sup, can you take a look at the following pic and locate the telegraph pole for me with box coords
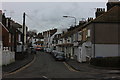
[22,12,25,53]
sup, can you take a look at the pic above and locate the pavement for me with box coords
[65,59,120,73]
[65,59,120,80]
[2,53,34,75]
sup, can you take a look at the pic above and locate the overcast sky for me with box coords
[2,2,107,33]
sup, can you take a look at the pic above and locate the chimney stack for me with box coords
[107,0,120,11]
[79,21,86,25]
[87,17,93,22]
[95,8,105,18]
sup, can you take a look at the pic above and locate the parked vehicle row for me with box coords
[45,48,66,61]
[45,48,52,53]
[55,51,66,61]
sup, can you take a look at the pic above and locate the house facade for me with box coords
[53,1,120,63]
[77,3,120,62]
[0,10,25,65]
[43,29,57,49]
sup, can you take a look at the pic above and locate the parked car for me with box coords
[55,51,66,61]
[52,50,58,57]
[44,47,47,52]
[46,48,52,53]
[30,46,36,54]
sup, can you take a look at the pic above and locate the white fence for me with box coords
[1,47,15,66]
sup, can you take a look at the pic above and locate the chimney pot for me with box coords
[95,8,105,17]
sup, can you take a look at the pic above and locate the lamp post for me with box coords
[22,12,25,53]
[63,16,77,26]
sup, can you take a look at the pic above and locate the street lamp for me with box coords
[63,16,77,26]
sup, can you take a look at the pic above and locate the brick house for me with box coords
[1,12,23,60]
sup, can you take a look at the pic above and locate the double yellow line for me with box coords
[3,55,36,77]
[63,62,79,72]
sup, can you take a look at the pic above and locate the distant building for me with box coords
[43,29,57,49]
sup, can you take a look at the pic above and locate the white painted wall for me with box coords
[2,48,15,66]
[77,46,82,62]
[76,41,92,62]
[94,44,119,57]
[74,47,78,56]
[81,43,87,62]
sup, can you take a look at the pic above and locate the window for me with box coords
[87,29,90,37]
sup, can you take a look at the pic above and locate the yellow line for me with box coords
[63,62,79,72]
[3,55,36,76]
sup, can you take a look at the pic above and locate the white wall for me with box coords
[94,44,119,57]
[77,46,82,62]
[2,49,15,66]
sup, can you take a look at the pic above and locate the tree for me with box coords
[27,29,37,37]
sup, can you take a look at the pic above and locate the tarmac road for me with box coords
[2,51,120,80]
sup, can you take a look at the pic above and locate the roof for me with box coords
[53,33,62,40]
[93,6,120,23]
[60,30,73,38]
[13,22,22,28]
[60,24,85,38]
[58,6,120,39]
[0,22,9,32]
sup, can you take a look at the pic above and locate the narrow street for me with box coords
[3,51,83,78]
[1,1,120,80]
[2,51,120,80]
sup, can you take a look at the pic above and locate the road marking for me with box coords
[63,62,79,72]
[42,76,48,79]
[3,55,36,76]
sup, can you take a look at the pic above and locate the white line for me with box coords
[63,62,79,72]
[42,76,48,79]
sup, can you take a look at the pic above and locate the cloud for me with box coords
[2,2,106,32]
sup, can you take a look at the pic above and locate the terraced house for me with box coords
[0,10,27,65]
[55,1,120,63]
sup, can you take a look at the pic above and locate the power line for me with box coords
[25,13,44,29]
